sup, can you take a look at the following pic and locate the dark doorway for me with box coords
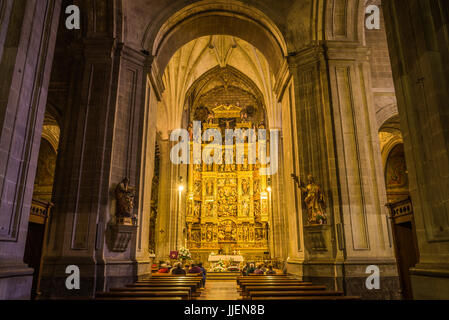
[390,215,419,299]
[23,212,47,299]
[23,119,59,299]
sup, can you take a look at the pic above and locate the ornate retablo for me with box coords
[186,104,269,258]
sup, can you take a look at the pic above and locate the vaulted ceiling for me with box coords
[156,35,281,139]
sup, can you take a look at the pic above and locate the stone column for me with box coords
[383,0,449,299]
[280,82,304,265]
[155,139,176,261]
[103,44,150,290]
[39,39,150,297]
[287,43,399,298]
[0,0,61,300]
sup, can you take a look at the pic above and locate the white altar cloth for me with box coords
[208,255,244,262]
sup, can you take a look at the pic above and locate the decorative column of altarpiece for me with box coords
[185,105,270,256]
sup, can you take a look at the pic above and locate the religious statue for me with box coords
[115,178,136,225]
[300,174,327,225]
[241,179,249,195]
[206,109,215,124]
[240,110,248,122]
[188,122,193,141]
[206,180,214,196]
[206,201,214,216]
[242,200,250,216]
[194,202,201,217]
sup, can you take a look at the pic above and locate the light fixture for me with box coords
[178,185,184,192]
[267,187,272,193]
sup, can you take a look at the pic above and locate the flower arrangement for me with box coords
[178,247,192,260]
[213,259,227,272]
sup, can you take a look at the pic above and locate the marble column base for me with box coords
[39,258,152,299]
[0,263,34,300]
[287,260,402,300]
[410,264,449,299]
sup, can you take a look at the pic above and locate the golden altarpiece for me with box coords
[185,105,270,263]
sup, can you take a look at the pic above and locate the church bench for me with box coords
[237,276,290,284]
[239,282,316,294]
[138,278,202,284]
[237,278,295,285]
[116,285,202,298]
[251,296,360,300]
[238,281,313,291]
[96,290,191,300]
[136,280,202,290]
[110,286,194,298]
[96,297,183,300]
[129,282,200,294]
[151,273,202,277]
[241,274,289,277]
[247,290,345,299]
[241,285,327,298]
[139,277,202,282]
[238,279,310,285]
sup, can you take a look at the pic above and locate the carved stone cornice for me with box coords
[147,58,164,102]
[273,59,292,102]
[115,43,147,67]
[286,41,371,68]
[82,37,117,61]
[287,43,326,68]
[324,41,371,62]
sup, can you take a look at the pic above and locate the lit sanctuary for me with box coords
[1,0,449,301]
[185,104,270,265]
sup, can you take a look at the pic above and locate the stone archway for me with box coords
[0,0,418,299]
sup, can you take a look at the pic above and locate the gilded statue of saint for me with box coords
[115,178,136,225]
[300,175,327,225]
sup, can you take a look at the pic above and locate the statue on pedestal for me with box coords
[300,175,327,225]
[115,178,136,225]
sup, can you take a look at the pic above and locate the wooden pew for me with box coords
[238,278,302,283]
[241,285,326,299]
[237,276,290,285]
[96,290,190,300]
[248,290,345,300]
[239,281,313,292]
[110,286,194,298]
[151,273,201,277]
[98,297,184,300]
[252,296,360,300]
[129,282,200,296]
[136,280,202,290]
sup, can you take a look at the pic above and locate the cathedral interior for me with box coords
[1,0,449,301]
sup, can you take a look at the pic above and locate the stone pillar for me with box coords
[155,139,176,261]
[325,41,399,298]
[39,39,150,298]
[271,134,288,260]
[0,0,61,300]
[287,43,399,298]
[280,82,304,265]
[383,0,449,299]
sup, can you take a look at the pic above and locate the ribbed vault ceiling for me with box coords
[157,35,281,139]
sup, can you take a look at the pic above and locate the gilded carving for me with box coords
[300,175,327,225]
[186,104,269,253]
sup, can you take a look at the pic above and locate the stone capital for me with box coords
[287,43,326,68]
[323,41,371,62]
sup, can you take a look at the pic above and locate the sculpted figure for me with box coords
[300,175,327,225]
[115,178,136,224]
[207,109,215,124]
